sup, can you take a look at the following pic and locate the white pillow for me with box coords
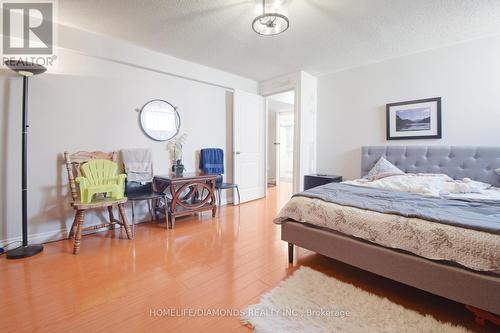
[365,157,405,180]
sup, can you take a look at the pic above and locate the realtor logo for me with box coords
[2,1,53,54]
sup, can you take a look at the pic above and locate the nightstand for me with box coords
[304,174,343,190]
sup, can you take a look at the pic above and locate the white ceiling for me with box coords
[58,0,500,81]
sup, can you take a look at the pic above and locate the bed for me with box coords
[278,146,500,315]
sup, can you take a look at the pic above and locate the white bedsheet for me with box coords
[343,173,500,201]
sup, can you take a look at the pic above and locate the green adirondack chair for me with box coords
[76,159,126,204]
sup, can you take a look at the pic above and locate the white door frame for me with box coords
[275,111,280,184]
[261,71,318,195]
[264,87,300,194]
[274,109,295,184]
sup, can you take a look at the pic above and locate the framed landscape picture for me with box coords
[386,97,442,140]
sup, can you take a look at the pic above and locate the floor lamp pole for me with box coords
[4,60,46,259]
[21,75,29,247]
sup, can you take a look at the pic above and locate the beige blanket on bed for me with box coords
[276,196,500,272]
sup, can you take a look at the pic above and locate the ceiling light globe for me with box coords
[252,0,289,36]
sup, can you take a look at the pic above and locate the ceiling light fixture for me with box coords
[252,0,289,36]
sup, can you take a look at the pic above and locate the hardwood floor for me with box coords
[0,183,495,332]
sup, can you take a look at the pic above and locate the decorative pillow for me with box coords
[365,157,405,180]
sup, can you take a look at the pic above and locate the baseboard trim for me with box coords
[0,225,124,248]
[0,229,69,248]
[0,200,234,248]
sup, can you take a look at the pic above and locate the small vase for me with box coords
[173,160,184,176]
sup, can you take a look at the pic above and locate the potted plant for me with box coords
[167,134,187,176]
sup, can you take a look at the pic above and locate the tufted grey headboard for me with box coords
[361,146,500,187]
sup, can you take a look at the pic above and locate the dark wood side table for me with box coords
[304,174,343,190]
[154,173,218,229]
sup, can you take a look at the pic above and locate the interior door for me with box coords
[233,89,266,203]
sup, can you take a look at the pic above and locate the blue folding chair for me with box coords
[200,148,241,206]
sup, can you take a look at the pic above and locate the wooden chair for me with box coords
[64,151,132,254]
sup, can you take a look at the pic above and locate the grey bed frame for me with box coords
[283,146,500,315]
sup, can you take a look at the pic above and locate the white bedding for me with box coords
[344,173,500,201]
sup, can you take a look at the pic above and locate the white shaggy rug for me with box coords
[241,267,471,333]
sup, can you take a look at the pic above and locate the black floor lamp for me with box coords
[4,60,46,259]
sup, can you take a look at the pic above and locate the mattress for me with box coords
[276,196,500,272]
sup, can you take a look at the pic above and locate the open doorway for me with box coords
[266,90,295,206]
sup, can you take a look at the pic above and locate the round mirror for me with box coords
[139,99,180,141]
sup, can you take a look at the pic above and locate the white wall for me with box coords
[0,24,258,245]
[317,35,500,180]
[56,24,258,92]
[297,72,318,191]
